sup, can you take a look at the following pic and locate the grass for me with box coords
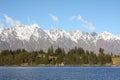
[112,57,120,66]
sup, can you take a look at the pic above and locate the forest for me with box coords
[0,47,113,66]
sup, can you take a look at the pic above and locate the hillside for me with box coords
[0,25,120,54]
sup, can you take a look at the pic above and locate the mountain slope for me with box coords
[0,25,120,55]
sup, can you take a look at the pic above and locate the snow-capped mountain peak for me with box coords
[45,29,71,41]
[97,31,120,40]
[0,26,120,54]
[100,31,112,37]
[90,32,98,36]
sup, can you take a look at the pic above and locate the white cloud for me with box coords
[49,14,59,22]
[4,14,15,26]
[3,14,21,27]
[77,15,84,22]
[70,16,76,20]
[82,23,95,31]
[0,22,4,27]
[70,15,95,31]
[0,13,41,28]
[70,15,84,22]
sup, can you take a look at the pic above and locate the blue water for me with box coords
[0,66,120,80]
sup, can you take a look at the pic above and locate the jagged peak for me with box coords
[90,32,98,36]
[0,25,120,42]
[45,29,71,41]
[101,31,112,35]
[30,24,39,28]
[47,29,67,33]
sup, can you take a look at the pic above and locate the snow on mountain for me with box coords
[0,28,3,34]
[69,30,84,43]
[98,31,120,41]
[90,32,98,36]
[45,29,71,41]
[0,24,39,41]
[0,25,120,54]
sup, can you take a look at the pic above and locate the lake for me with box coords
[0,66,120,80]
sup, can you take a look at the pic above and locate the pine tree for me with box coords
[98,48,106,65]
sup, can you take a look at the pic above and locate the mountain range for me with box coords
[0,24,120,55]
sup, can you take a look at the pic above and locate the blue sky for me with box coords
[0,0,120,34]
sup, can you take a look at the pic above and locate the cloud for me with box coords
[70,15,84,22]
[70,16,76,20]
[0,13,41,28]
[3,14,21,27]
[0,22,4,27]
[82,23,95,31]
[49,14,59,22]
[4,14,14,26]
[70,15,95,31]
[77,15,84,22]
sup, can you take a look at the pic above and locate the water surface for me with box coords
[0,66,120,80]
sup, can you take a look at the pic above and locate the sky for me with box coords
[0,0,120,34]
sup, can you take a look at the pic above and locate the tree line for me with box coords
[0,47,112,66]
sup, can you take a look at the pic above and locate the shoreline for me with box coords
[1,63,119,67]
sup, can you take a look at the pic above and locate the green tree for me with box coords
[105,54,112,63]
[55,48,65,64]
[98,48,106,65]
[88,51,98,64]
[47,46,54,55]
[43,54,49,65]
